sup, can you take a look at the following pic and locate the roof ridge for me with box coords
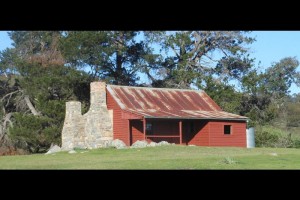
[107,84,203,92]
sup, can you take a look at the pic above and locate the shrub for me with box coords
[255,126,295,148]
[292,139,300,148]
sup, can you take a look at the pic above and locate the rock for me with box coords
[270,153,278,156]
[131,140,148,148]
[73,147,88,151]
[68,150,76,154]
[45,145,61,155]
[158,141,170,146]
[147,142,157,147]
[111,139,127,149]
[102,140,112,148]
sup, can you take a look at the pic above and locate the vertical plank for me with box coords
[179,120,182,144]
[128,120,131,145]
[143,118,146,140]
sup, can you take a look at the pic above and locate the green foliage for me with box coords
[240,57,300,126]
[145,31,255,88]
[255,126,294,148]
[255,129,280,148]
[200,76,242,114]
[0,31,93,153]
[292,139,300,148]
[61,31,157,85]
[286,103,300,127]
[9,113,59,153]
[11,66,91,153]
[264,57,300,99]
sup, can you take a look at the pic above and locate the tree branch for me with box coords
[3,112,13,131]
[24,95,41,116]
[1,90,20,107]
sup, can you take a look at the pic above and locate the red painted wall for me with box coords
[107,90,130,145]
[129,119,246,147]
[130,120,144,145]
[147,119,180,143]
[184,120,209,146]
[148,119,180,144]
[107,88,246,147]
[150,119,179,135]
[130,119,180,144]
[208,121,246,147]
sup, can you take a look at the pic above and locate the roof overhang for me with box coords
[144,116,248,121]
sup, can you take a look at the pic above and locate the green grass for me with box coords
[1,146,300,169]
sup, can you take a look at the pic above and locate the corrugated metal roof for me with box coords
[107,85,247,120]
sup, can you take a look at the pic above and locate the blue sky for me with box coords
[1,31,300,94]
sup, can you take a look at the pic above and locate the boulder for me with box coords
[158,141,170,146]
[111,139,127,149]
[68,150,77,154]
[131,140,148,148]
[147,142,158,147]
[45,145,61,155]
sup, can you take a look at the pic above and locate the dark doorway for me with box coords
[130,120,143,145]
[182,120,207,145]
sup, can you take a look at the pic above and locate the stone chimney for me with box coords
[90,82,106,110]
[84,82,113,148]
[61,81,113,150]
[61,101,83,150]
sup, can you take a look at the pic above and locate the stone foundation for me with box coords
[61,82,113,150]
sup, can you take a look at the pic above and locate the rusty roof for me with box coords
[107,85,247,120]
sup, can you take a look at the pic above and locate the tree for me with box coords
[200,76,242,114]
[0,31,92,153]
[240,57,300,125]
[9,64,91,153]
[61,31,159,86]
[264,57,300,100]
[144,31,255,89]
[8,31,64,67]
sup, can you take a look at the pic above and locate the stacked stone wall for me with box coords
[61,82,113,150]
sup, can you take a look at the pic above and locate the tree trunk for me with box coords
[24,95,40,116]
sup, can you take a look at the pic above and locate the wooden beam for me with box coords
[143,118,146,140]
[179,120,182,144]
[128,120,131,146]
[145,135,180,138]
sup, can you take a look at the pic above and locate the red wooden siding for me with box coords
[107,87,246,147]
[146,119,180,144]
[128,119,246,147]
[130,119,180,144]
[184,120,209,146]
[149,119,179,135]
[208,121,246,147]
[106,89,130,145]
[130,120,144,145]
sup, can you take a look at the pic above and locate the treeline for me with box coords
[0,31,299,154]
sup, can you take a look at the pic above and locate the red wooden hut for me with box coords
[106,84,247,147]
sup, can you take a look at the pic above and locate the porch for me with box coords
[129,118,208,145]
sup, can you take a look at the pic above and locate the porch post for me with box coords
[179,120,182,144]
[143,118,146,140]
[128,120,130,146]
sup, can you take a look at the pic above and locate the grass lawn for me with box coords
[0,145,300,169]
